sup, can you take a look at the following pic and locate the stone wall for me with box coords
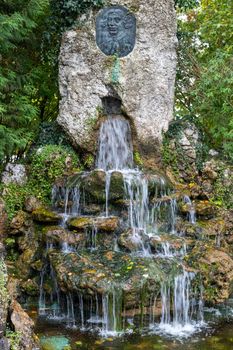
[58,0,177,165]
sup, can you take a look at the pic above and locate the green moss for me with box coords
[0,145,80,220]
[5,329,22,350]
[134,151,143,167]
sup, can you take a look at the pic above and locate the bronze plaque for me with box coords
[96,5,136,58]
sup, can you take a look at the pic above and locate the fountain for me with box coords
[38,115,204,339]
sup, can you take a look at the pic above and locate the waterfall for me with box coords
[100,290,123,337]
[96,117,134,171]
[39,115,205,339]
[157,271,204,337]
[183,195,196,224]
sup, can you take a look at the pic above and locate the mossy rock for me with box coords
[32,208,62,224]
[82,170,106,203]
[109,171,124,201]
[67,216,119,232]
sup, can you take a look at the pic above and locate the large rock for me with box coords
[10,300,40,350]
[58,0,177,164]
[2,163,27,186]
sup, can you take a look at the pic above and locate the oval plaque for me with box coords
[96,5,136,58]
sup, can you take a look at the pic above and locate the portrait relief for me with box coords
[96,5,136,58]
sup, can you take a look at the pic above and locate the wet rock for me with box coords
[10,299,40,350]
[149,235,193,253]
[32,208,62,224]
[67,216,119,232]
[49,250,177,308]
[109,171,124,201]
[118,229,147,252]
[2,163,27,186]
[43,226,85,247]
[82,170,106,203]
[198,218,226,239]
[24,196,43,213]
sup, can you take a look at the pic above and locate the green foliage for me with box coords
[0,0,59,166]
[175,0,199,10]
[49,0,104,33]
[6,329,22,350]
[134,151,143,167]
[175,0,233,161]
[1,145,79,219]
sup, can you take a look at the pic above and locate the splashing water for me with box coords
[155,270,204,337]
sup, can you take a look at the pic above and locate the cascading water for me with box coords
[157,271,204,337]
[96,117,134,171]
[38,115,205,339]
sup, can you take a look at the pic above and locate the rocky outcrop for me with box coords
[58,0,177,165]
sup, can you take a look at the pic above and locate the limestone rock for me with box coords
[58,0,177,164]
[2,163,27,186]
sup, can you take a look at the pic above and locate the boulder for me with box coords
[58,0,177,165]
[10,299,40,350]
[2,163,27,186]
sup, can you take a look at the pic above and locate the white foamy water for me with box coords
[96,117,134,171]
